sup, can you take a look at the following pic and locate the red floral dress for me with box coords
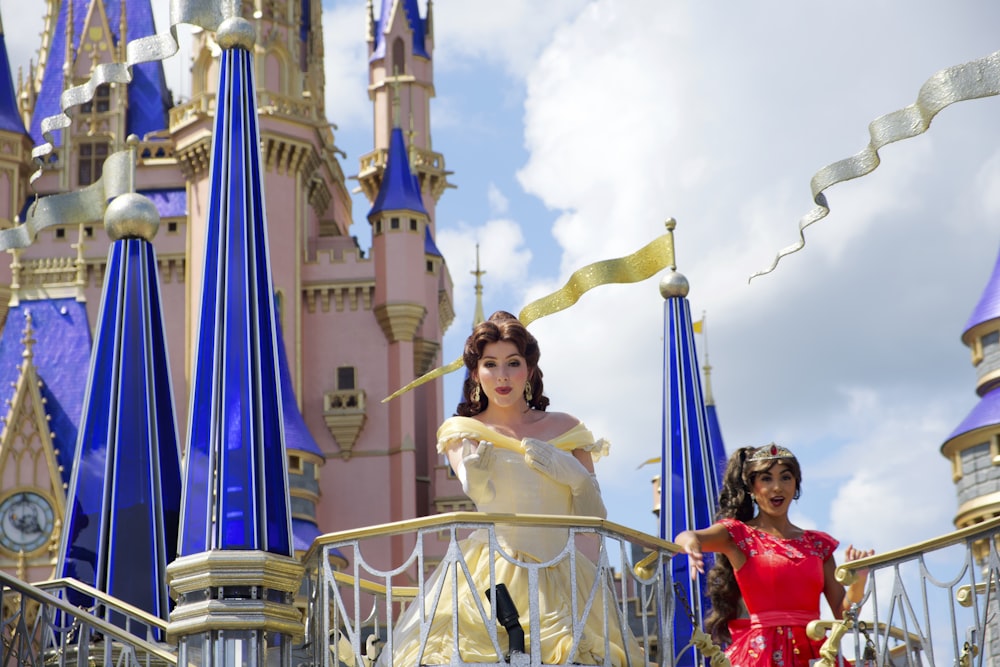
[720,518,838,667]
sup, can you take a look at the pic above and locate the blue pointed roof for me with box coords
[0,299,92,485]
[178,28,293,557]
[424,225,441,257]
[276,316,322,458]
[0,18,26,135]
[946,385,1000,442]
[367,127,427,220]
[659,271,724,667]
[706,403,727,473]
[29,0,171,146]
[57,231,181,634]
[964,245,1000,338]
[372,0,429,60]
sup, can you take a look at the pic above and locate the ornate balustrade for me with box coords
[301,512,679,667]
[3,514,995,666]
[1,571,176,667]
[810,515,1000,666]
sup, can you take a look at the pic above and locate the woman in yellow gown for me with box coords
[380,311,643,666]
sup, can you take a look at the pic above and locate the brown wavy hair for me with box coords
[456,311,550,416]
[704,445,802,643]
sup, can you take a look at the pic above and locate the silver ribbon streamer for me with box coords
[750,49,1000,282]
[14,1,230,253]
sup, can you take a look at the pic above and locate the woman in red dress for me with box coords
[674,444,873,667]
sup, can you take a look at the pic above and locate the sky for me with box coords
[5,0,1000,573]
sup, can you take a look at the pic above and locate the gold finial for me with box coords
[389,66,401,128]
[9,247,21,307]
[665,218,677,271]
[658,218,685,299]
[119,0,127,62]
[63,0,73,80]
[73,224,87,299]
[696,310,714,405]
[471,244,486,327]
[20,310,35,362]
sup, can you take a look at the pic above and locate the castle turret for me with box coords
[28,0,170,190]
[0,8,36,319]
[941,245,1000,537]
[368,125,431,538]
[360,0,451,228]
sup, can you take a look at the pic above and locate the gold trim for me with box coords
[304,511,679,563]
[167,598,304,638]
[39,578,168,632]
[2,571,177,664]
[953,490,1000,527]
[331,571,417,599]
[166,550,304,595]
[835,514,1000,584]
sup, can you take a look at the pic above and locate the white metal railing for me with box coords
[810,515,1000,666]
[301,512,678,667]
[0,571,176,667]
[3,516,994,666]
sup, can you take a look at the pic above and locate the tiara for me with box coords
[747,443,795,462]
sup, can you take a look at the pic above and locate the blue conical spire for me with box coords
[29,0,170,145]
[657,231,724,666]
[177,18,292,557]
[964,244,1000,342]
[367,126,427,220]
[57,190,181,635]
[0,12,25,135]
[372,0,429,60]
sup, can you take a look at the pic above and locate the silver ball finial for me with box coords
[104,193,160,242]
[216,17,256,50]
[659,270,689,299]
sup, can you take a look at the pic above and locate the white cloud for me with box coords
[486,183,508,215]
[437,218,533,315]
[430,0,594,79]
[322,5,371,129]
[487,0,1000,555]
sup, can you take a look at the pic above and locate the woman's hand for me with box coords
[844,545,874,563]
[460,440,496,504]
[674,530,706,578]
[523,438,590,491]
[842,544,874,607]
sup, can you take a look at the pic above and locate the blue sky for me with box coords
[7,1,1000,568]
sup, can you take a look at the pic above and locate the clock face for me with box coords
[0,491,55,554]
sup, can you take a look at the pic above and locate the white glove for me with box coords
[522,438,607,518]
[457,439,496,505]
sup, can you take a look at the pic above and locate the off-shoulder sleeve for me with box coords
[552,422,610,461]
[435,417,483,454]
[806,530,839,560]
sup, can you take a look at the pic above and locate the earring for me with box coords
[524,382,533,402]
[471,384,481,403]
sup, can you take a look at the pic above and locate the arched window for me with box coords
[392,37,406,75]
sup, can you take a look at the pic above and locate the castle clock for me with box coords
[0,491,56,555]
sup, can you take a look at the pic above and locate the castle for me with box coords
[0,0,470,586]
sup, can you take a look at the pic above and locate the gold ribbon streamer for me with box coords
[21,1,234,247]
[382,232,675,402]
[1,147,137,252]
[749,49,1000,282]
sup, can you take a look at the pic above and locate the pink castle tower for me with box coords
[0,0,459,579]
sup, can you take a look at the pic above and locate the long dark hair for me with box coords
[455,311,550,416]
[704,445,802,643]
